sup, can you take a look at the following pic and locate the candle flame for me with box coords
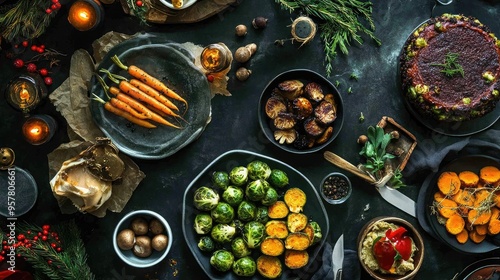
[78,10,90,20]
[19,88,30,101]
[30,127,41,135]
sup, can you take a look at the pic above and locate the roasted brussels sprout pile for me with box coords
[264,79,338,149]
[192,159,323,278]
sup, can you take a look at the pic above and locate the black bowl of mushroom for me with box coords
[258,69,344,154]
[113,210,173,268]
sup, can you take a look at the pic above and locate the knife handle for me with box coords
[323,151,376,184]
[336,268,343,280]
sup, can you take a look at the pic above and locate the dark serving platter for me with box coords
[89,34,211,159]
[453,257,500,280]
[182,149,330,280]
[418,155,500,254]
[258,69,344,154]
[397,18,500,137]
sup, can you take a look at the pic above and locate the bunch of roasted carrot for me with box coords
[93,55,188,129]
[433,165,500,244]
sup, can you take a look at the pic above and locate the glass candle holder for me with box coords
[5,74,47,114]
[200,43,233,73]
[22,115,58,145]
[68,0,104,31]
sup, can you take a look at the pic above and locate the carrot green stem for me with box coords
[99,68,128,83]
[111,55,129,71]
[94,74,112,100]
[92,93,106,104]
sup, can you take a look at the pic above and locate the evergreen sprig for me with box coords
[2,220,95,280]
[0,0,58,42]
[431,52,465,77]
[275,0,381,76]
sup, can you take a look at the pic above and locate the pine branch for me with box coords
[0,0,59,42]
[275,0,381,76]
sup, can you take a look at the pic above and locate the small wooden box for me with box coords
[377,116,417,171]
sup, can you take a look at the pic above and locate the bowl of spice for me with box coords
[320,172,352,204]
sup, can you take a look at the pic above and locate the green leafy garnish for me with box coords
[431,52,464,77]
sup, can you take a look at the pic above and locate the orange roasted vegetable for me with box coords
[458,171,479,187]
[446,214,465,235]
[479,166,500,185]
[268,201,289,219]
[284,250,309,269]
[256,255,282,279]
[437,171,461,196]
[260,237,285,256]
[436,198,458,218]
[284,188,306,213]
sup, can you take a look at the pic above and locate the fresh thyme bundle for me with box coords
[275,0,381,76]
[0,0,62,42]
[0,220,95,280]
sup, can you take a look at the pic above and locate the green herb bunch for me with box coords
[359,126,405,188]
[275,0,381,76]
[431,52,464,77]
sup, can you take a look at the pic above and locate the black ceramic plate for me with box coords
[90,37,211,159]
[182,149,330,280]
[398,18,500,137]
[454,257,500,280]
[422,155,500,254]
[258,69,344,154]
[0,167,38,218]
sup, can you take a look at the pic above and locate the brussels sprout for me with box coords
[245,179,270,201]
[269,169,289,188]
[197,236,215,252]
[237,200,257,222]
[309,221,322,244]
[261,187,279,206]
[210,249,234,272]
[211,202,235,224]
[229,166,249,186]
[193,213,213,235]
[247,160,272,181]
[230,219,244,235]
[254,206,269,224]
[212,171,230,190]
[211,223,237,243]
[243,221,265,249]
[231,237,252,258]
[222,186,244,206]
[193,186,220,211]
[232,256,257,277]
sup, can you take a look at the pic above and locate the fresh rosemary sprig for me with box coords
[275,0,381,76]
[431,52,465,77]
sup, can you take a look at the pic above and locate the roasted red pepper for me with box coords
[372,226,413,271]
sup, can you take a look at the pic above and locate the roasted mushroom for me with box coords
[292,97,313,120]
[133,236,152,258]
[303,118,325,137]
[324,93,336,106]
[265,96,287,119]
[277,80,304,100]
[274,113,296,130]
[316,126,334,144]
[293,134,315,149]
[314,101,337,125]
[305,82,324,102]
[274,129,297,144]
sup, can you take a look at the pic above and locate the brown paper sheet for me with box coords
[47,140,145,218]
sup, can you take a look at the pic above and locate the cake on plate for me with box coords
[400,14,500,122]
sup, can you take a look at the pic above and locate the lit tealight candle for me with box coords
[22,115,58,145]
[5,74,47,114]
[200,43,233,73]
[68,0,104,31]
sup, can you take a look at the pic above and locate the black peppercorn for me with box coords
[322,175,350,201]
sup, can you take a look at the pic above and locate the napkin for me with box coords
[310,243,361,280]
[404,128,500,177]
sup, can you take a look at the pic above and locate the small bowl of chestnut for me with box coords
[320,172,352,204]
[113,210,173,268]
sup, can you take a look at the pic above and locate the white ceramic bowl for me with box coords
[158,0,197,10]
[113,210,173,268]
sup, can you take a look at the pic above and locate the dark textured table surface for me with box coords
[1,0,499,279]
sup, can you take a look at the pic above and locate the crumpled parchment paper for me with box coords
[47,140,145,218]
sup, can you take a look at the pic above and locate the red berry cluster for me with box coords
[0,225,63,263]
[46,0,62,14]
[12,41,54,86]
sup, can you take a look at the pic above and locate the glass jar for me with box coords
[200,43,232,73]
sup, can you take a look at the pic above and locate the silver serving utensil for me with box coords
[324,151,416,217]
[332,234,344,280]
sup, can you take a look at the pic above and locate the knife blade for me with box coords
[323,151,416,217]
[331,234,344,280]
